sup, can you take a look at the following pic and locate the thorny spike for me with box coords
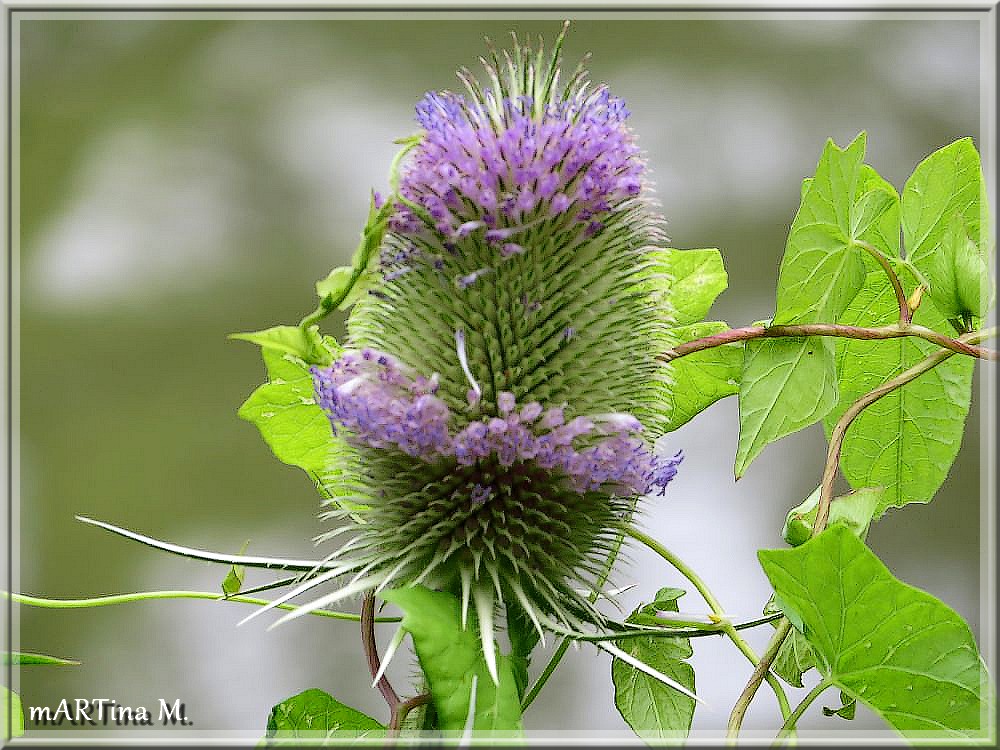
[460,566,473,629]
[267,576,380,630]
[473,585,499,685]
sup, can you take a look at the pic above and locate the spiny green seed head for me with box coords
[311,30,681,638]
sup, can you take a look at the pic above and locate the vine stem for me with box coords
[772,678,834,744]
[5,590,400,622]
[814,326,995,535]
[661,322,998,362]
[362,592,400,710]
[727,326,997,740]
[387,693,431,736]
[853,240,911,325]
[627,528,793,723]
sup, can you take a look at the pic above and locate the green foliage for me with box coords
[824,271,974,513]
[221,540,250,596]
[663,322,741,431]
[504,600,540,700]
[381,586,524,734]
[262,688,384,745]
[655,248,729,326]
[238,346,339,475]
[775,132,899,325]
[903,139,993,326]
[1,686,24,739]
[781,486,882,547]
[315,190,394,312]
[822,691,857,721]
[771,485,883,686]
[231,325,332,366]
[902,138,987,268]
[612,589,696,741]
[651,249,742,431]
[759,526,992,739]
[3,651,80,666]
[735,336,838,478]
[767,612,816,689]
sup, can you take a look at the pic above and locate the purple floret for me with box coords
[389,88,644,247]
[313,351,682,500]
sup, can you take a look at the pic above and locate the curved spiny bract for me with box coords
[310,30,683,643]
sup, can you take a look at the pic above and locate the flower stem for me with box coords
[519,639,570,711]
[5,590,400,622]
[853,240,911,324]
[727,619,792,742]
[773,678,834,744]
[627,528,792,722]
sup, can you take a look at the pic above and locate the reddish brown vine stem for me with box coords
[362,592,400,709]
[662,322,998,362]
[388,693,432,735]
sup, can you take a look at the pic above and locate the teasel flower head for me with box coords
[302,27,682,664]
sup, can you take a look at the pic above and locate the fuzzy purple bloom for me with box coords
[388,89,644,250]
[314,350,681,499]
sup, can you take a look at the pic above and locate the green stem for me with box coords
[564,613,783,643]
[728,619,792,742]
[773,678,833,744]
[519,639,570,711]
[627,528,793,723]
[852,240,910,324]
[5,591,401,622]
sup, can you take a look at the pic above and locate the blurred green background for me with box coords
[16,14,987,738]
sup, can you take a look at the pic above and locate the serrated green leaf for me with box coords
[238,347,337,475]
[661,322,742,431]
[775,133,899,325]
[3,651,80,666]
[1,686,24,739]
[782,486,882,548]
[735,336,838,478]
[823,271,974,513]
[612,594,696,742]
[759,526,992,740]
[222,540,250,596]
[230,325,331,366]
[381,586,523,734]
[263,688,384,745]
